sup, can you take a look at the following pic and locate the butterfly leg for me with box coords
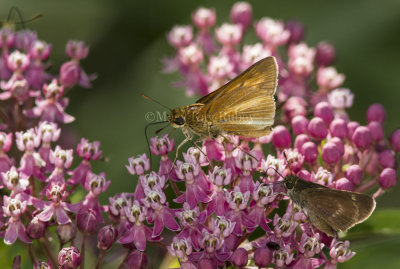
[168,129,193,174]
[191,138,214,172]
[220,134,259,162]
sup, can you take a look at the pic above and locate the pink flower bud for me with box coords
[294,134,310,151]
[192,8,216,29]
[26,217,46,239]
[302,141,318,163]
[390,129,400,152]
[352,126,372,150]
[285,20,305,43]
[314,102,334,124]
[230,2,253,31]
[123,250,148,269]
[77,208,98,234]
[368,121,384,142]
[298,169,312,181]
[57,223,76,244]
[291,115,309,135]
[308,117,328,140]
[58,246,81,269]
[59,61,81,88]
[254,247,272,267]
[97,225,118,250]
[366,103,386,123]
[347,121,360,139]
[198,259,214,269]
[66,41,89,60]
[330,118,348,139]
[330,137,344,156]
[316,41,335,66]
[378,168,397,189]
[345,165,363,185]
[379,149,395,168]
[272,125,291,148]
[335,178,354,191]
[322,142,341,164]
[231,247,248,267]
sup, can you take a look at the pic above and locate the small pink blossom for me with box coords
[328,88,354,109]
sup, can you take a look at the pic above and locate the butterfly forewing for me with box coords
[301,188,376,231]
[196,57,278,138]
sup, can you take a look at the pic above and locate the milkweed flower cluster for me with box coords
[1,2,399,269]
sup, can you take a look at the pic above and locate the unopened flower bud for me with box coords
[352,126,372,150]
[316,41,335,66]
[314,102,334,124]
[231,247,248,267]
[379,149,395,168]
[322,142,341,165]
[366,103,386,123]
[294,134,310,151]
[308,117,328,140]
[347,121,360,139]
[378,168,397,189]
[335,178,354,191]
[285,20,305,43]
[27,217,46,239]
[291,115,309,135]
[368,121,384,142]
[345,165,363,185]
[302,141,318,163]
[123,250,148,269]
[254,247,272,267]
[58,246,81,269]
[77,208,98,234]
[97,225,118,251]
[57,223,76,244]
[390,129,400,152]
[272,125,291,148]
[330,118,348,139]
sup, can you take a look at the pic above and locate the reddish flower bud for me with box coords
[322,142,341,164]
[291,115,309,135]
[97,225,118,251]
[302,141,318,163]
[308,117,328,141]
[294,134,310,151]
[26,217,46,239]
[231,247,248,267]
[59,61,81,88]
[335,178,354,191]
[77,208,98,234]
[330,137,344,156]
[345,165,363,185]
[379,149,395,168]
[314,102,334,124]
[347,121,360,139]
[123,250,148,269]
[352,126,372,150]
[378,168,397,189]
[390,129,400,152]
[272,125,291,148]
[316,41,336,66]
[230,2,253,31]
[368,121,384,142]
[298,169,312,181]
[330,118,348,139]
[57,223,76,244]
[198,259,214,269]
[254,247,272,267]
[285,20,305,43]
[366,103,386,123]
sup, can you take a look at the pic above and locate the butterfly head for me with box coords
[168,108,186,128]
[283,175,298,190]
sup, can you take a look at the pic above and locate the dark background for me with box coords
[0,0,400,268]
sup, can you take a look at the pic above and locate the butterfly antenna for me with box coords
[264,166,285,179]
[144,121,168,168]
[282,151,293,175]
[141,93,172,111]
[155,124,170,135]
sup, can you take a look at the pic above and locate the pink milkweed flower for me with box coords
[37,121,61,171]
[231,2,253,32]
[60,41,95,88]
[142,186,180,237]
[183,146,208,166]
[16,128,40,152]
[0,77,39,103]
[34,183,81,224]
[167,25,193,49]
[198,229,230,266]
[7,50,30,73]
[47,146,73,184]
[298,233,324,258]
[215,23,242,47]
[108,193,131,219]
[282,96,307,120]
[150,134,174,157]
[225,186,256,235]
[3,195,31,244]
[241,43,272,70]
[283,149,304,173]
[261,154,286,182]
[24,79,75,123]
[176,203,207,250]
[15,30,37,51]
[329,239,355,263]
[137,171,166,201]
[213,216,236,239]
[273,213,297,238]
[255,17,290,50]
[168,237,196,269]
[58,246,81,269]
[288,42,316,76]
[174,160,211,208]
[0,131,12,174]
[80,172,110,222]
[29,40,52,61]
[76,138,102,161]
[126,153,150,176]
[272,244,295,267]
[2,166,30,197]
[192,7,216,29]
[248,182,277,231]
[26,40,52,89]
[328,88,354,109]
[118,200,156,251]
[207,167,231,216]
[202,138,224,162]
[317,66,345,91]
[314,167,334,187]
[207,55,235,91]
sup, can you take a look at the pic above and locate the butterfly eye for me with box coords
[285,180,294,189]
[175,116,185,126]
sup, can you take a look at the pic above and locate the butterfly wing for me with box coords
[301,188,376,231]
[196,56,278,138]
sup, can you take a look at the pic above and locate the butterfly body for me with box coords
[283,175,376,236]
[168,56,278,142]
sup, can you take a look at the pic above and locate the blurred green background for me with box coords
[1,0,400,268]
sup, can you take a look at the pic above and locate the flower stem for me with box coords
[40,237,57,266]
[80,234,87,269]
[95,250,106,269]
[28,244,36,264]
[355,179,377,193]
